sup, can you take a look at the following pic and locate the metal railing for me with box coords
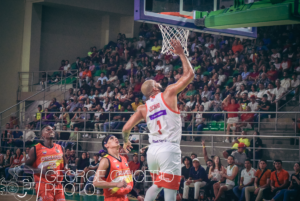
[18,70,78,93]
[0,111,299,170]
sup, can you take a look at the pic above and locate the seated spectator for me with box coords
[205,156,225,200]
[269,162,300,201]
[272,79,287,104]
[201,85,212,100]
[154,70,164,82]
[231,75,246,92]
[223,131,250,158]
[222,95,240,143]
[33,105,43,126]
[80,68,92,87]
[1,149,12,179]
[182,158,208,201]
[180,156,192,194]
[11,125,23,147]
[263,160,289,200]
[281,71,291,90]
[239,93,250,110]
[233,159,256,201]
[213,155,238,201]
[236,106,255,132]
[74,152,90,191]
[267,64,278,82]
[248,131,263,160]
[245,159,271,201]
[151,41,161,53]
[23,123,36,146]
[80,153,100,193]
[187,105,205,141]
[57,125,71,148]
[232,143,248,175]
[185,95,195,110]
[280,55,291,71]
[247,65,260,86]
[6,148,23,181]
[248,95,259,112]
[248,85,258,99]
[48,98,61,112]
[72,107,91,129]
[131,97,143,112]
[128,153,140,178]
[236,84,248,100]
[97,72,108,85]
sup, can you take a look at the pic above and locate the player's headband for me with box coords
[102,135,115,150]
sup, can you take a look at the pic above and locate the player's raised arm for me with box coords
[122,105,146,153]
[93,157,127,189]
[165,39,194,96]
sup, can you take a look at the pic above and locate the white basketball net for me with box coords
[158,24,190,56]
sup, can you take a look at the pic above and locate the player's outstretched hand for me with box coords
[137,196,144,201]
[169,39,184,55]
[116,179,127,188]
[123,141,133,154]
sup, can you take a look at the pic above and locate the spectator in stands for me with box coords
[270,162,300,201]
[182,158,208,201]
[222,95,240,143]
[233,159,256,201]
[213,155,238,201]
[103,106,120,133]
[151,40,161,53]
[6,148,23,181]
[34,105,43,126]
[131,97,143,112]
[81,153,100,194]
[35,108,55,129]
[154,70,164,82]
[206,155,225,201]
[180,156,192,194]
[23,123,36,146]
[236,106,255,132]
[72,107,91,129]
[232,143,248,176]
[128,153,140,176]
[57,125,71,148]
[0,149,12,178]
[248,95,259,112]
[272,79,287,104]
[248,131,263,160]
[190,153,197,160]
[187,105,205,141]
[236,84,248,100]
[67,97,82,113]
[245,159,271,201]
[97,72,108,85]
[75,152,90,191]
[80,68,92,87]
[12,125,23,147]
[280,71,291,90]
[223,131,250,158]
[1,123,10,148]
[263,160,289,200]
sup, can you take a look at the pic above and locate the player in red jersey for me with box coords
[25,125,67,201]
[93,135,144,201]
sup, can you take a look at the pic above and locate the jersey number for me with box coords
[157,120,162,135]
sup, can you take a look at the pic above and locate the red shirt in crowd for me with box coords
[249,72,259,80]
[134,82,142,93]
[224,103,240,118]
[232,44,244,53]
[267,70,278,81]
[128,161,140,173]
[154,74,165,82]
[241,113,255,122]
[82,70,92,78]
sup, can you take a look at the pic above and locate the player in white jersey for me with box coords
[122,39,194,201]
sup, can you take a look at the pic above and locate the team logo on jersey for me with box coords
[125,163,128,167]
[116,165,119,168]
[113,160,117,162]
[55,148,60,153]
[42,151,47,154]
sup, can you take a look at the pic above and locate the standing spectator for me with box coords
[233,159,256,201]
[232,143,248,176]
[263,160,290,200]
[245,159,271,201]
[222,95,240,143]
[182,158,208,201]
[213,155,238,201]
[34,105,43,125]
[269,162,300,201]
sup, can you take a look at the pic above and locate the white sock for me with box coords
[164,188,177,201]
[145,184,162,201]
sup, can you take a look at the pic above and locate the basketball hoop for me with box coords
[158,24,189,57]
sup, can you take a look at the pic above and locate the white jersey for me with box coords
[145,93,182,144]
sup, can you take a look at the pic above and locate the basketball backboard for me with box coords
[135,0,257,39]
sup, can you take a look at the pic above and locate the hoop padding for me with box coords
[158,24,190,56]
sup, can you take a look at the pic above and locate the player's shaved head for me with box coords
[141,80,155,97]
